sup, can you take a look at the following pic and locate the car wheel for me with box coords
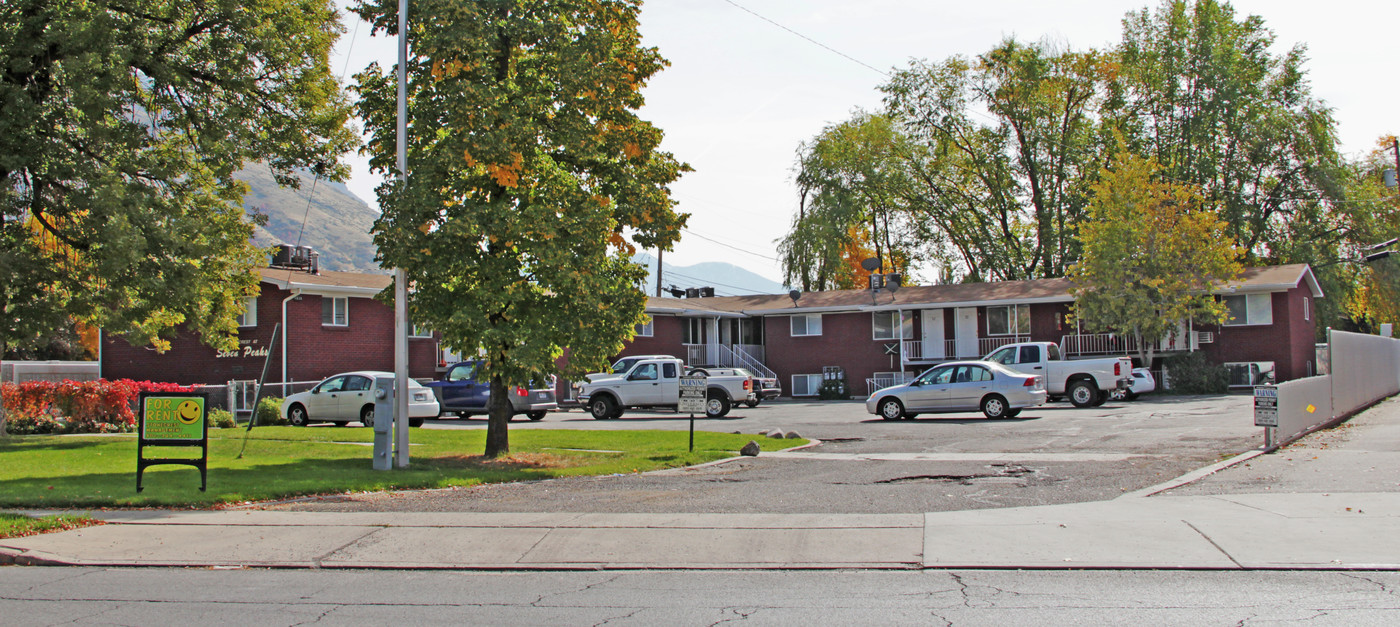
[589,396,617,420]
[903,413,919,420]
[360,405,375,427]
[409,418,424,427]
[878,398,905,421]
[1091,393,1108,407]
[332,421,348,427]
[287,404,310,427]
[1110,388,1128,401]
[1125,390,1139,401]
[705,392,731,418]
[981,394,1010,419]
[1004,409,1022,418]
[1068,380,1098,408]
[527,411,546,421]
[745,400,760,408]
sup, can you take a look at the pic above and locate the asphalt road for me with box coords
[265,394,1263,514]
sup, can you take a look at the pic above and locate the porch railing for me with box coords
[732,345,777,379]
[866,372,914,397]
[1060,332,1202,357]
[901,335,1029,362]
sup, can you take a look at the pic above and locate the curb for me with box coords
[1117,447,1268,499]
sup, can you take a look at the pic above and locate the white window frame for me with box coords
[237,296,258,328]
[635,316,654,337]
[791,373,822,396]
[871,311,913,341]
[1223,293,1273,326]
[1303,297,1310,321]
[322,296,349,327]
[790,314,822,337]
[410,324,433,338]
[986,304,1031,336]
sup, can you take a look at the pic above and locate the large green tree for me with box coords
[0,0,355,434]
[353,0,687,457]
[780,112,916,291]
[881,39,1105,281]
[1106,0,1346,258]
[1069,151,1241,368]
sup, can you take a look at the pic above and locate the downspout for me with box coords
[282,290,301,396]
[898,308,906,376]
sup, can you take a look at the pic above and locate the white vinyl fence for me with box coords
[1263,329,1400,450]
[2,361,101,384]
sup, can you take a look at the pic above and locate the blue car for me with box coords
[425,361,558,421]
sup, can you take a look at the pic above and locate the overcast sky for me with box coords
[331,0,1400,289]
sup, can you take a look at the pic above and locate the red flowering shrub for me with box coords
[0,379,199,434]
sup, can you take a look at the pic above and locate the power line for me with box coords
[681,227,781,262]
[720,0,890,78]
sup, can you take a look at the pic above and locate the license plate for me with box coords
[536,392,547,399]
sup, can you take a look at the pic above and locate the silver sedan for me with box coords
[865,360,1047,420]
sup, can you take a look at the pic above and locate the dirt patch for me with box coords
[430,452,592,470]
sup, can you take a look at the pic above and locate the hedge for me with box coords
[0,379,198,435]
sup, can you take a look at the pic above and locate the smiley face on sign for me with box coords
[176,400,202,425]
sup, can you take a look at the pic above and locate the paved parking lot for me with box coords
[267,394,1263,515]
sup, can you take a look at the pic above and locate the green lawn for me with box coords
[0,427,801,508]
[0,512,102,539]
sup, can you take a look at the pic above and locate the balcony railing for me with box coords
[901,335,1029,362]
[1060,332,1203,357]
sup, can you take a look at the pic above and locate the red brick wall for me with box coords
[101,283,439,386]
[763,311,905,396]
[616,314,686,360]
[1201,286,1316,382]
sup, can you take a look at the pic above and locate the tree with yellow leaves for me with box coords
[353,0,688,457]
[1068,150,1242,369]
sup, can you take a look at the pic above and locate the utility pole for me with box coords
[656,248,663,297]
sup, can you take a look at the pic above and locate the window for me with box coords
[322,296,348,326]
[682,318,704,344]
[1304,297,1310,321]
[791,374,822,396]
[237,297,257,327]
[791,314,822,337]
[916,366,956,385]
[872,311,914,340]
[445,362,478,383]
[410,320,433,338]
[635,316,654,337]
[630,363,658,381]
[1224,361,1275,387]
[1223,293,1273,326]
[987,304,1030,336]
[662,362,677,379]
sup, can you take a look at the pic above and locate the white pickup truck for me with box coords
[575,356,756,419]
[983,342,1132,408]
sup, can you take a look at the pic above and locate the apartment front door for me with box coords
[955,307,979,358]
[921,309,946,359]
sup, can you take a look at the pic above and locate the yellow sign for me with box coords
[1306,404,1316,414]
[141,395,206,440]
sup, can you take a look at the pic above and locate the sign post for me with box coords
[1254,385,1278,449]
[136,392,210,492]
[679,375,707,452]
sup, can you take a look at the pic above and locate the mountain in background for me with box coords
[633,254,787,297]
[238,165,385,274]
[237,167,787,295]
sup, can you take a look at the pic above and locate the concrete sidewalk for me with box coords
[4,491,1399,570]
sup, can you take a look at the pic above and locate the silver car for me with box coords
[865,360,1047,420]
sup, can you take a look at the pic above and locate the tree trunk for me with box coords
[483,373,510,458]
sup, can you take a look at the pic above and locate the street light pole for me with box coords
[393,0,410,468]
